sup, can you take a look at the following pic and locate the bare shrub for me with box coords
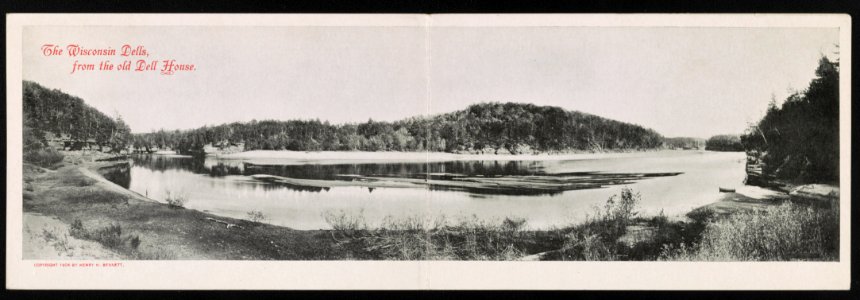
[561,231,617,261]
[41,228,73,254]
[322,209,368,231]
[164,190,189,209]
[498,244,526,261]
[68,219,135,250]
[41,228,58,242]
[555,187,641,260]
[246,210,267,223]
[501,217,527,232]
[53,234,73,254]
[592,187,639,239]
[69,219,86,238]
[91,224,123,248]
[129,235,141,250]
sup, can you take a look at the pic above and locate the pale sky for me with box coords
[23,25,838,138]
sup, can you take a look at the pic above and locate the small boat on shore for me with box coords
[719,187,736,193]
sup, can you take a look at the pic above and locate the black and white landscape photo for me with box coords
[16,16,844,266]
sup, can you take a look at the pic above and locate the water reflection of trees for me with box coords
[131,155,207,173]
[207,164,244,177]
[131,155,547,180]
[258,182,331,193]
[244,160,546,180]
[100,163,131,189]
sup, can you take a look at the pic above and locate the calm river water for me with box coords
[112,151,746,229]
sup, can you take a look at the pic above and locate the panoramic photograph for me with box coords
[19,23,840,262]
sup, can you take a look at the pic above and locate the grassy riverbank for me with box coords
[22,151,838,261]
[23,152,366,260]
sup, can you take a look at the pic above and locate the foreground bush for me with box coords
[68,218,173,259]
[661,201,839,261]
[246,210,267,224]
[324,211,532,260]
[554,187,641,260]
[164,190,189,209]
[69,219,136,249]
[24,148,65,168]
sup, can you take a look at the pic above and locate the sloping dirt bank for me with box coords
[23,212,123,260]
[22,160,367,260]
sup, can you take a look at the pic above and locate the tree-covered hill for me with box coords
[23,81,131,152]
[132,102,665,155]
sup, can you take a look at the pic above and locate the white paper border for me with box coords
[5,13,851,290]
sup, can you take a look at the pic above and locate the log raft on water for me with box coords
[250,174,422,189]
[362,176,573,194]
[250,171,682,195]
[333,174,364,181]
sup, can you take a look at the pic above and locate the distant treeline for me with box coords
[131,102,665,155]
[705,135,743,152]
[23,81,132,153]
[741,57,839,183]
[663,137,704,150]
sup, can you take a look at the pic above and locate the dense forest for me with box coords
[130,102,665,155]
[22,81,668,157]
[705,135,743,152]
[741,57,839,183]
[23,81,132,153]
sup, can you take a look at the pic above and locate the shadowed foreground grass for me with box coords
[660,200,839,261]
[323,188,706,261]
[323,211,549,260]
[324,188,839,261]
